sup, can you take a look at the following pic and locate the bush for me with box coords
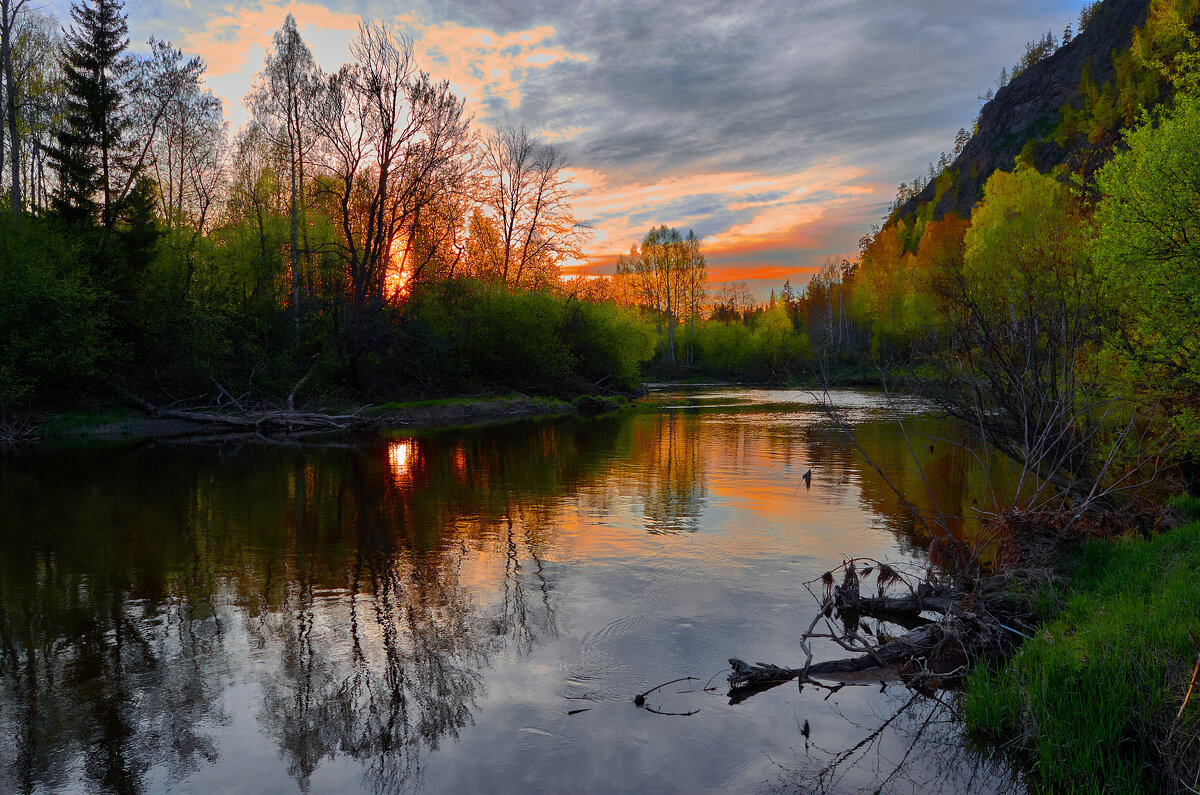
[0,220,109,409]
[387,279,654,398]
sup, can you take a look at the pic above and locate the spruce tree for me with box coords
[49,0,133,227]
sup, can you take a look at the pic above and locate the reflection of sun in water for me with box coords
[453,445,468,482]
[385,235,409,299]
[388,439,416,485]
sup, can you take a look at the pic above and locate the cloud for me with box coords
[177,1,360,78]
[406,22,588,115]
[111,0,1082,295]
[568,161,879,259]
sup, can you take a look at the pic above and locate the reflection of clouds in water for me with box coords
[767,686,1020,795]
[0,391,1023,793]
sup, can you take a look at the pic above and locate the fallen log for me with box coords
[129,394,373,435]
[727,558,1035,702]
[729,625,945,688]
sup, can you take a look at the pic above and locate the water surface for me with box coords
[0,387,1020,793]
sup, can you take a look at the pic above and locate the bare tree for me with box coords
[311,21,471,343]
[479,124,584,289]
[143,39,224,234]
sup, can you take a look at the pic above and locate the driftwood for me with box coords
[730,625,945,686]
[129,394,373,434]
[727,558,1032,701]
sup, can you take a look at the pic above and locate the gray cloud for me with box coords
[415,0,1081,186]
[105,0,1086,286]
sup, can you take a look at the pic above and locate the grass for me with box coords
[37,410,139,436]
[963,496,1200,792]
[367,394,569,413]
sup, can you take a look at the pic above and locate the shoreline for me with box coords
[20,394,630,443]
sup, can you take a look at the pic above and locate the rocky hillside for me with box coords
[899,0,1181,221]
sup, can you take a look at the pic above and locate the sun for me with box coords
[385,234,410,299]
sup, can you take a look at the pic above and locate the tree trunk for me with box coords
[2,0,20,224]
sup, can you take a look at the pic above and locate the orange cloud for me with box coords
[705,265,822,284]
[411,24,588,113]
[570,163,884,263]
[182,4,585,128]
[180,1,359,78]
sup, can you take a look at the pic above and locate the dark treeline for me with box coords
[0,1,654,413]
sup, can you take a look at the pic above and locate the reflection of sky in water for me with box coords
[0,388,1018,794]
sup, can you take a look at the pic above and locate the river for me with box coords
[0,386,1022,794]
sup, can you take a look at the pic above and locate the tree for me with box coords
[311,21,471,345]
[249,13,320,340]
[927,166,1142,508]
[1095,86,1200,456]
[10,10,62,215]
[49,0,135,227]
[678,229,706,365]
[1,0,31,222]
[143,39,223,234]
[479,125,585,289]
[615,225,707,366]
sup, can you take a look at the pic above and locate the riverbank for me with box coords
[964,498,1200,793]
[16,393,630,442]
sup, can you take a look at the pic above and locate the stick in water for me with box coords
[634,676,699,706]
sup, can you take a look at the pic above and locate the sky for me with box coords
[55,0,1084,293]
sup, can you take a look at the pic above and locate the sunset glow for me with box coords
[105,0,1088,297]
[386,236,410,300]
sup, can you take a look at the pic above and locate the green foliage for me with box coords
[0,220,109,408]
[964,520,1200,793]
[693,305,810,379]
[963,166,1093,323]
[391,280,655,399]
[560,298,656,392]
[694,316,756,375]
[1095,87,1200,453]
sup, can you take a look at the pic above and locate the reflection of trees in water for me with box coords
[251,542,487,794]
[802,416,1020,558]
[0,564,229,794]
[489,513,558,656]
[0,426,585,794]
[768,689,1020,795]
[627,411,706,533]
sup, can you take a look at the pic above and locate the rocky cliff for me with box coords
[899,0,1156,221]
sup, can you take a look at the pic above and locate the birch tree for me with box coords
[249,13,319,340]
[1,0,31,221]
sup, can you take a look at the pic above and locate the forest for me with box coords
[0,0,851,415]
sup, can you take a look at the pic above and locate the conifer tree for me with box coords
[49,0,133,227]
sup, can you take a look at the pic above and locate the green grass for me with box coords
[37,411,139,436]
[368,394,568,413]
[964,497,1200,792]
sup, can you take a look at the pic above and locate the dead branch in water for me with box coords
[128,393,375,434]
[728,557,1035,702]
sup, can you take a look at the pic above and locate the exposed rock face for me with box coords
[901,0,1151,221]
